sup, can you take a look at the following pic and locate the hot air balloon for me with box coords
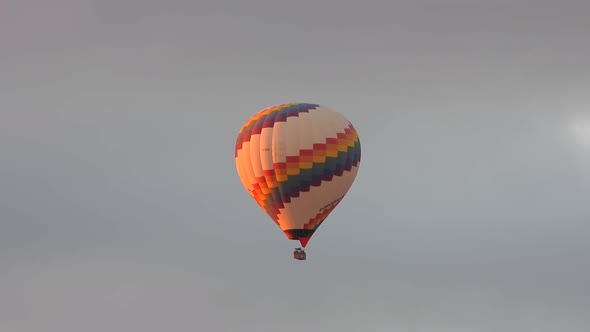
[234,103,361,260]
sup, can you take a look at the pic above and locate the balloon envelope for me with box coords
[234,103,361,247]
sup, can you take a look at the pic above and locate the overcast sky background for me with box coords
[2,1,590,331]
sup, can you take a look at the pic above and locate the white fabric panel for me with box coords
[259,127,274,172]
[283,116,301,156]
[271,121,287,163]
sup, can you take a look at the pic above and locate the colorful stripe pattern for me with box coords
[235,103,318,158]
[235,103,361,242]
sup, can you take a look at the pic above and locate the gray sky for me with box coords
[2,1,590,331]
